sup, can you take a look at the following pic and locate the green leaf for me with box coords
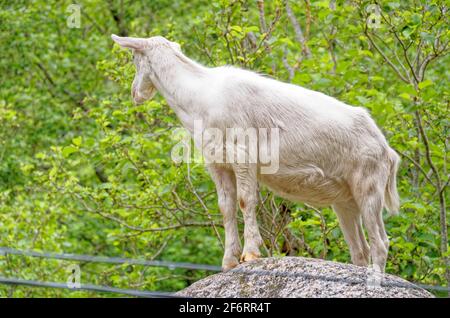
[72,136,82,146]
[411,13,421,26]
[418,80,433,90]
[399,93,411,101]
[230,25,242,33]
[62,145,78,158]
[387,2,400,10]
[358,50,373,57]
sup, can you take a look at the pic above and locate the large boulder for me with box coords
[176,257,433,298]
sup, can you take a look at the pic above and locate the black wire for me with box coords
[0,276,178,298]
[0,247,222,272]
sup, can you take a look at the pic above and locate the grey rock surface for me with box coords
[176,257,433,298]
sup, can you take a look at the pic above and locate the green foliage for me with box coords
[0,0,448,297]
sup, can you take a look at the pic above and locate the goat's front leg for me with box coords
[235,165,263,263]
[208,165,241,271]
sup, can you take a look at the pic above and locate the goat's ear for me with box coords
[111,34,147,50]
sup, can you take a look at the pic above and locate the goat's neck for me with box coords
[149,54,209,132]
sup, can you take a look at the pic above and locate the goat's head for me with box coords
[111,34,182,104]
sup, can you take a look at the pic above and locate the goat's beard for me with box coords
[134,86,157,104]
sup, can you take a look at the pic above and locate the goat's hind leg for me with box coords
[333,200,370,266]
[351,166,389,272]
[377,209,390,252]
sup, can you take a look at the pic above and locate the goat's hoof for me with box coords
[240,251,260,263]
[222,257,240,271]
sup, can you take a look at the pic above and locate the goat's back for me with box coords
[212,66,389,159]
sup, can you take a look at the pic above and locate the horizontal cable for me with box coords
[0,276,177,298]
[0,247,222,272]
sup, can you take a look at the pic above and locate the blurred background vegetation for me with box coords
[0,0,448,297]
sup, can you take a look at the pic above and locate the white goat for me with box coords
[111,34,400,272]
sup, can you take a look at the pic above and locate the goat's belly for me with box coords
[258,173,351,207]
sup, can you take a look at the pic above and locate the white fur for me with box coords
[112,35,400,272]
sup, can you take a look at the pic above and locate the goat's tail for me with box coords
[384,148,401,215]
